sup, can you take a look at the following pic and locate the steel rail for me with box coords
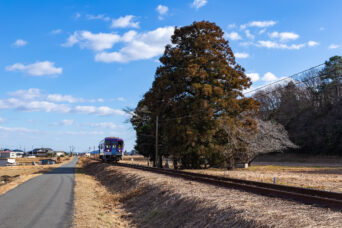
[115,162,342,211]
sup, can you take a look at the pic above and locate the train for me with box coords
[96,137,124,162]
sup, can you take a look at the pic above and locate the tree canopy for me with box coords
[131,21,262,169]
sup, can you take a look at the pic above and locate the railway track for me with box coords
[115,162,342,211]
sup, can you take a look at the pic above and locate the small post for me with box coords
[273,177,276,184]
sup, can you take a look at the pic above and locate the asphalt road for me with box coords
[0,158,77,228]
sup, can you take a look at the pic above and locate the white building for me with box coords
[0,151,17,158]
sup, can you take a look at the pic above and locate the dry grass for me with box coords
[121,156,342,193]
[185,165,342,192]
[0,157,72,195]
[73,158,132,228]
[78,159,342,228]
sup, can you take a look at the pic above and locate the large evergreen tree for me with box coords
[132,21,259,168]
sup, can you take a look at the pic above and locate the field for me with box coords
[73,158,342,227]
[121,155,342,193]
[0,157,71,195]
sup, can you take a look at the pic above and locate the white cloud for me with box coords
[245,30,255,39]
[47,94,84,103]
[319,27,325,31]
[13,39,27,47]
[86,14,110,21]
[227,24,236,29]
[246,73,259,82]
[54,119,74,126]
[235,52,249,59]
[74,105,125,116]
[191,0,207,9]
[5,61,62,76]
[117,97,125,102]
[121,30,137,42]
[95,26,174,63]
[111,15,139,28]
[89,122,117,129]
[0,117,5,123]
[257,40,305,50]
[308,41,319,47]
[262,72,277,81]
[329,44,340,49]
[65,131,104,135]
[241,20,276,29]
[0,98,71,113]
[156,5,168,15]
[8,88,103,105]
[269,32,299,41]
[63,31,121,51]
[0,97,125,116]
[51,29,62,35]
[0,125,38,133]
[225,31,241,41]
[8,88,41,100]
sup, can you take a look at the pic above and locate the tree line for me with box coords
[253,56,342,156]
[129,21,298,169]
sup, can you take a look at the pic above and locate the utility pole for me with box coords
[155,115,159,168]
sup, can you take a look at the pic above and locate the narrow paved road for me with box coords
[0,158,77,228]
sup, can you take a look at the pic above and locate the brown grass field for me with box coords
[73,158,132,228]
[0,157,71,195]
[121,155,342,193]
[74,158,342,227]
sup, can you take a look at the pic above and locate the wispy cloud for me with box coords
[235,52,249,59]
[240,20,277,30]
[308,41,319,47]
[0,125,38,133]
[53,119,74,126]
[8,88,103,104]
[0,97,125,116]
[268,32,299,41]
[111,15,139,28]
[257,40,306,50]
[86,14,110,21]
[88,122,117,129]
[5,61,62,76]
[50,29,62,35]
[13,39,27,47]
[329,44,340,49]
[191,0,207,9]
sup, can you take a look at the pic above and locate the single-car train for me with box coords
[97,137,124,162]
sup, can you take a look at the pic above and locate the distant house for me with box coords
[29,148,53,157]
[0,151,17,159]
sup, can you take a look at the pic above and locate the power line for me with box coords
[243,63,325,95]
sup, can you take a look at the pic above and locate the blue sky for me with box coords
[0,0,341,152]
